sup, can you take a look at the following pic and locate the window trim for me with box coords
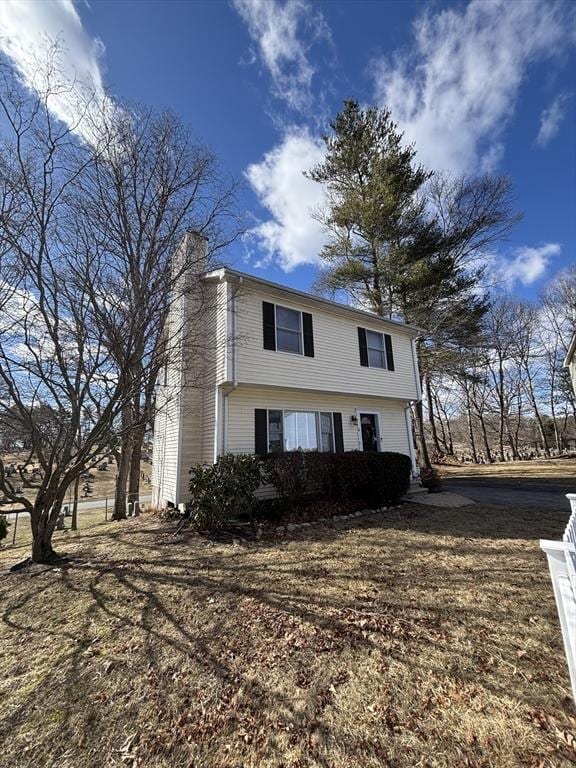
[274,303,304,356]
[266,409,335,453]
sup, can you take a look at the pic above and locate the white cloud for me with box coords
[0,0,113,141]
[373,0,575,174]
[488,243,561,287]
[245,130,326,270]
[536,92,571,146]
[231,0,332,115]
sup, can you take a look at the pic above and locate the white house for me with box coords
[565,331,576,395]
[152,233,422,508]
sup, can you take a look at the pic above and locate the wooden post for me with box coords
[12,512,18,545]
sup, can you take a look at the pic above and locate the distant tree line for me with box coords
[424,272,576,463]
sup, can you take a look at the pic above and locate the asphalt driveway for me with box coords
[443,479,575,511]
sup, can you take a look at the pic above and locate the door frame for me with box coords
[356,409,381,452]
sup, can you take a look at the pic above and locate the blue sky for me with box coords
[1,0,575,300]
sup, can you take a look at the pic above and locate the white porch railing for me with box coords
[540,493,576,705]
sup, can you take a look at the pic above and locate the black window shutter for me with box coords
[358,327,368,367]
[255,409,268,455]
[302,312,314,357]
[262,302,276,350]
[384,334,395,371]
[333,412,344,453]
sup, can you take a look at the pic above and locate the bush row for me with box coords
[188,450,412,532]
[263,450,412,506]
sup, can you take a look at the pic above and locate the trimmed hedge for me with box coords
[187,450,412,532]
[263,450,411,506]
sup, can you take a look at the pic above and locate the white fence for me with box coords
[540,493,576,705]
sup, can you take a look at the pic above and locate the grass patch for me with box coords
[439,456,576,484]
[1,503,574,767]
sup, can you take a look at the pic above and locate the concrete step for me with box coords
[405,484,428,497]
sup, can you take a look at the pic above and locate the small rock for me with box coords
[287,524,297,532]
[255,528,262,539]
[232,538,241,546]
[301,522,310,528]
[354,511,363,517]
[275,526,285,534]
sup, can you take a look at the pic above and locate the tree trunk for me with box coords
[413,399,431,469]
[30,499,62,563]
[464,385,478,463]
[71,475,80,531]
[425,376,441,454]
[31,531,56,563]
[128,425,144,510]
[497,364,506,460]
[478,412,493,463]
[526,386,550,457]
[113,404,133,520]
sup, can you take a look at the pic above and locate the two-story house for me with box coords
[152,233,422,508]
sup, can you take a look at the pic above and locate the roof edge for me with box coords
[202,267,424,336]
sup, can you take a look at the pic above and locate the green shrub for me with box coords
[364,452,412,504]
[262,451,308,505]
[263,450,411,507]
[188,454,261,532]
[0,514,9,543]
[329,451,372,500]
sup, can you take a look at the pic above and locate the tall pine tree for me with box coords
[307,100,518,467]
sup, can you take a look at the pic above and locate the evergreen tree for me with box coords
[307,100,518,467]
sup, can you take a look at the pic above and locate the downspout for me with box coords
[404,404,418,478]
[408,335,423,477]
[221,277,241,455]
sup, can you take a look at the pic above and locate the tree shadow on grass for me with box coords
[0,507,573,767]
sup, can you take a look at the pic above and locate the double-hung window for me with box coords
[262,301,315,357]
[366,330,386,369]
[358,327,395,371]
[275,306,302,355]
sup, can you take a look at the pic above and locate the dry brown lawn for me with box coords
[0,454,153,510]
[1,503,575,768]
[439,456,576,484]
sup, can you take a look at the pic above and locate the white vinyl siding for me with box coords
[226,386,410,457]
[153,268,420,507]
[234,287,417,400]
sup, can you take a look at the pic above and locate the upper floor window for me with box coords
[358,327,395,371]
[366,330,386,368]
[262,301,314,357]
[276,306,302,354]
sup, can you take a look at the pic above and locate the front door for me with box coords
[360,413,379,452]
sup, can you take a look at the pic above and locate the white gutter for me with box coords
[404,404,418,477]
